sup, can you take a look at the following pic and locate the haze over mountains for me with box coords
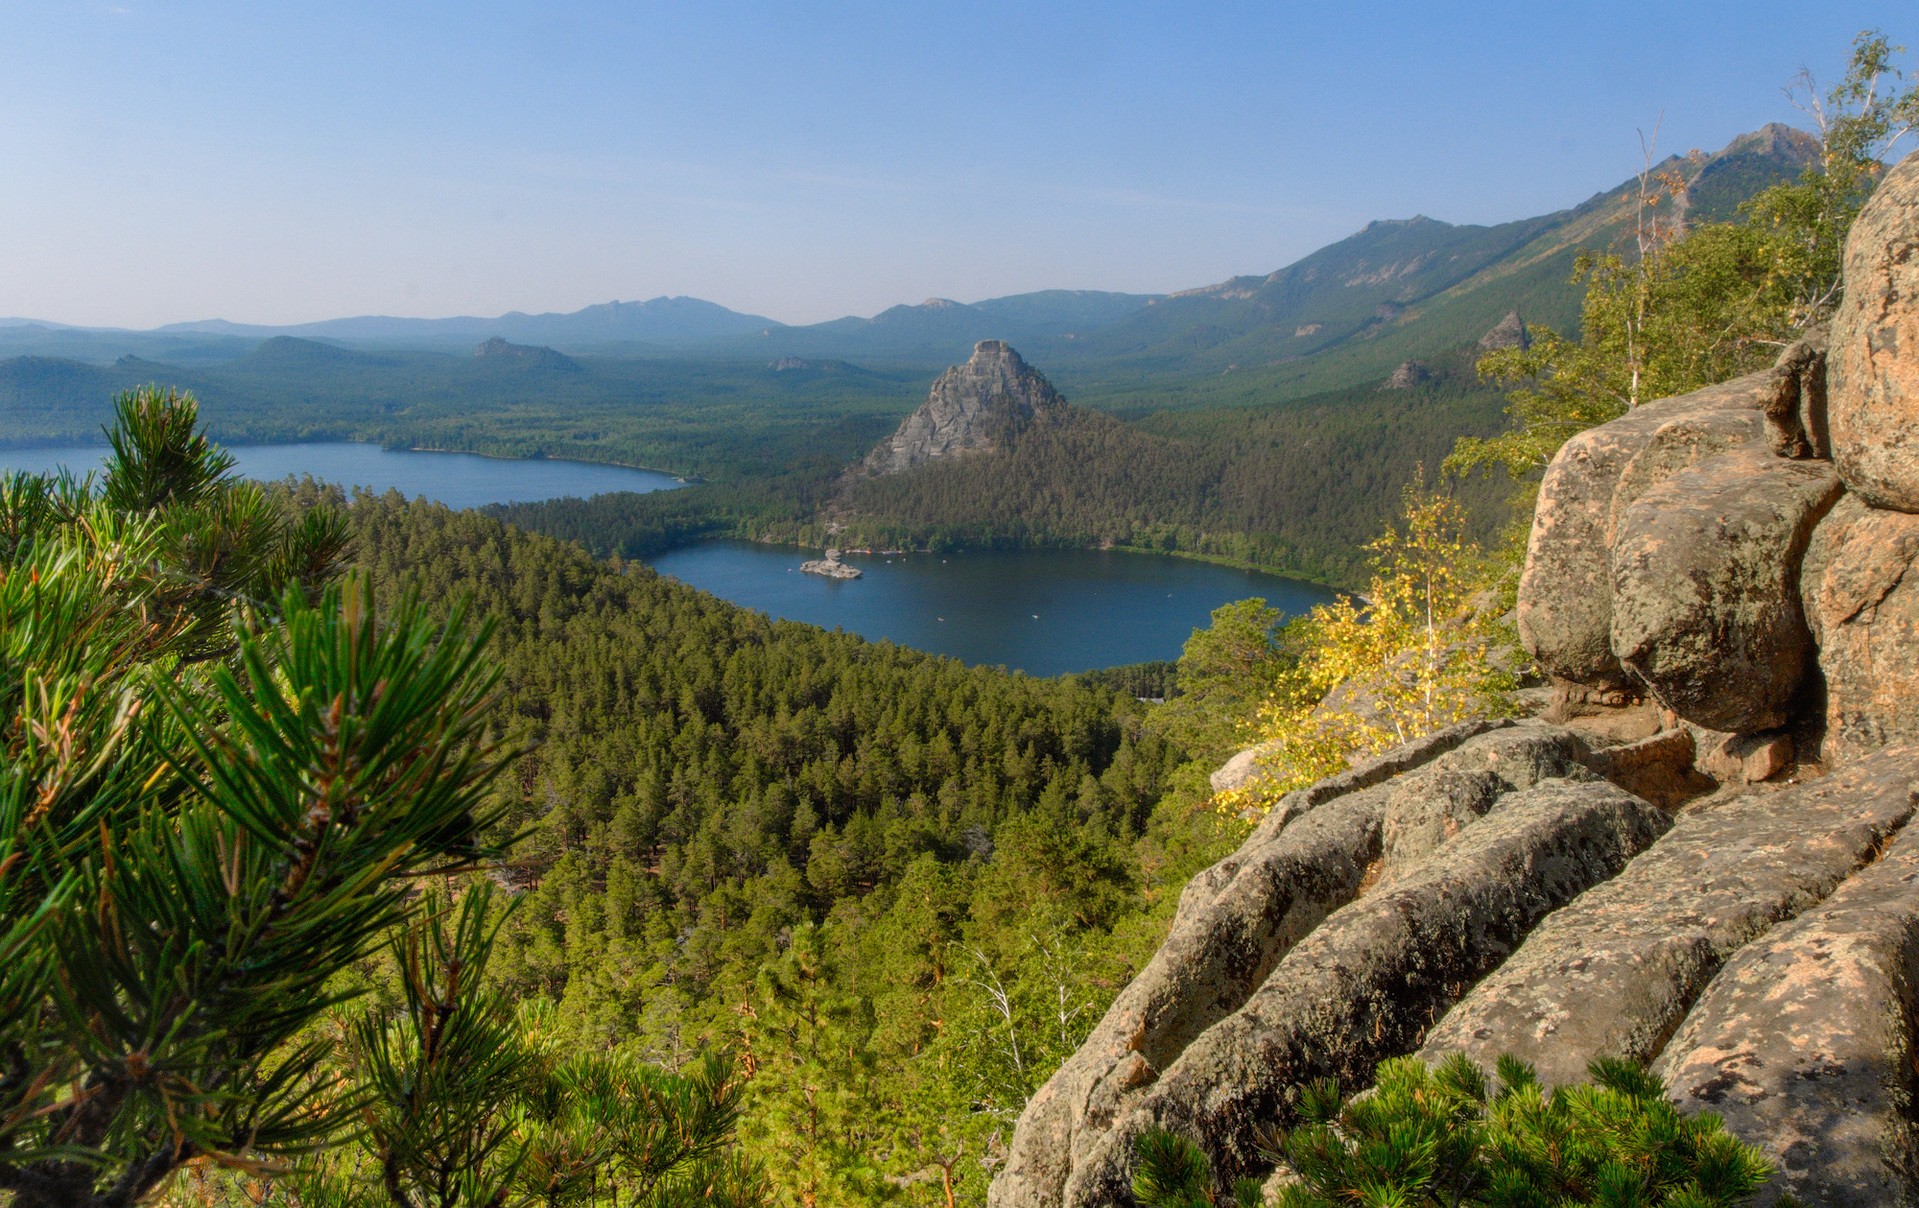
[0,124,1818,401]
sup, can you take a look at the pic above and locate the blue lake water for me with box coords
[0,441,684,510]
[0,440,1338,674]
[648,540,1339,676]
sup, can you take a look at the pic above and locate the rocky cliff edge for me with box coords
[990,150,1919,1208]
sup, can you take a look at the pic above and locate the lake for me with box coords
[0,440,1337,674]
[648,540,1338,677]
[0,441,684,510]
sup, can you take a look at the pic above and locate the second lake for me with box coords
[647,540,1339,677]
[0,440,1340,675]
[0,441,685,511]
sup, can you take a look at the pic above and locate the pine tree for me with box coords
[0,388,511,1207]
[297,887,768,1208]
[740,923,886,1207]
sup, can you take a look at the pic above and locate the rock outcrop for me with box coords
[993,723,1673,1206]
[991,151,1919,1208]
[1655,747,1919,1207]
[1418,751,1916,1084]
[1831,151,1919,512]
[860,340,1062,475]
[1509,147,1919,765]
[799,548,861,579]
[1802,496,1919,760]
[1515,367,1782,689]
[1477,309,1531,351]
[473,336,581,370]
[1608,448,1840,732]
[1382,359,1433,389]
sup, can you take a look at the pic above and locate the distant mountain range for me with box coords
[1038,123,1818,385]
[155,294,773,347]
[0,124,1821,394]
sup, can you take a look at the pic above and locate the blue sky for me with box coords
[3,1,1910,328]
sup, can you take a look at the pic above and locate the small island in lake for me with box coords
[800,548,861,580]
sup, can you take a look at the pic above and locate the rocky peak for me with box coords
[474,337,580,371]
[1382,359,1433,389]
[1718,121,1820,161]
[860,340,1063,476]
[1477,309,1531,351]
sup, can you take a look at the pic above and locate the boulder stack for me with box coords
[1519,148,1919,765]
[990,150,1919,1208]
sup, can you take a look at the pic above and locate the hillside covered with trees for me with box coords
[5,27,1912,1208]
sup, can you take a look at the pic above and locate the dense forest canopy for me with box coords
[6,35,1909,1206]
[308,482,1238,1204]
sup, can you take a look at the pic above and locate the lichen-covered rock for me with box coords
[1055,778,1668,1205]
[1608,447,1841,733]
[992,723,1606,1208]
[1517,373,1773,687]
[1379,767,1508,876]
[1244,720,1508,842]
[993,754,1398,1208]
[1802,493,1919,762]
[1830,149,1919,512]
[1604,401,1767,541]
[1418,756,1919,1086]
[1656,745,1919,1207]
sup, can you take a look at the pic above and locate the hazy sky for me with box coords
[3,1,1910,328]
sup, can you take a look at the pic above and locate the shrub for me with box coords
[1133,1054,1774,1208]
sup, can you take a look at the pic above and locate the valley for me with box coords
[0,127,1816,593]
[2,40,1891,1199]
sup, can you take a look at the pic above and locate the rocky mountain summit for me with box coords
[991,152,1919,1208]
[859,339,1064,475]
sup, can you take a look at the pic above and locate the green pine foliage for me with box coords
[295,886,768,1208]
[279,481,1230,1203]
[1131,1055,1775,1208]
[737,922,888,1206]
[0,390,782,1208]
[0,388,512,1207]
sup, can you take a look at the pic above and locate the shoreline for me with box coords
[712,532,1349,594]
[0,436,696,485]
[400,444,693,482]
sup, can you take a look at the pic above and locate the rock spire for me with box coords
[861,340,1063,476]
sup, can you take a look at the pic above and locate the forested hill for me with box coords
[0,342,924,479]
[483,349,1511,587]
[1029,124,1821,405]
[324,482,1221,1199]
[817,342,1510,583]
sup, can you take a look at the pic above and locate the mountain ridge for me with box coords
[0,124,1821,395]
